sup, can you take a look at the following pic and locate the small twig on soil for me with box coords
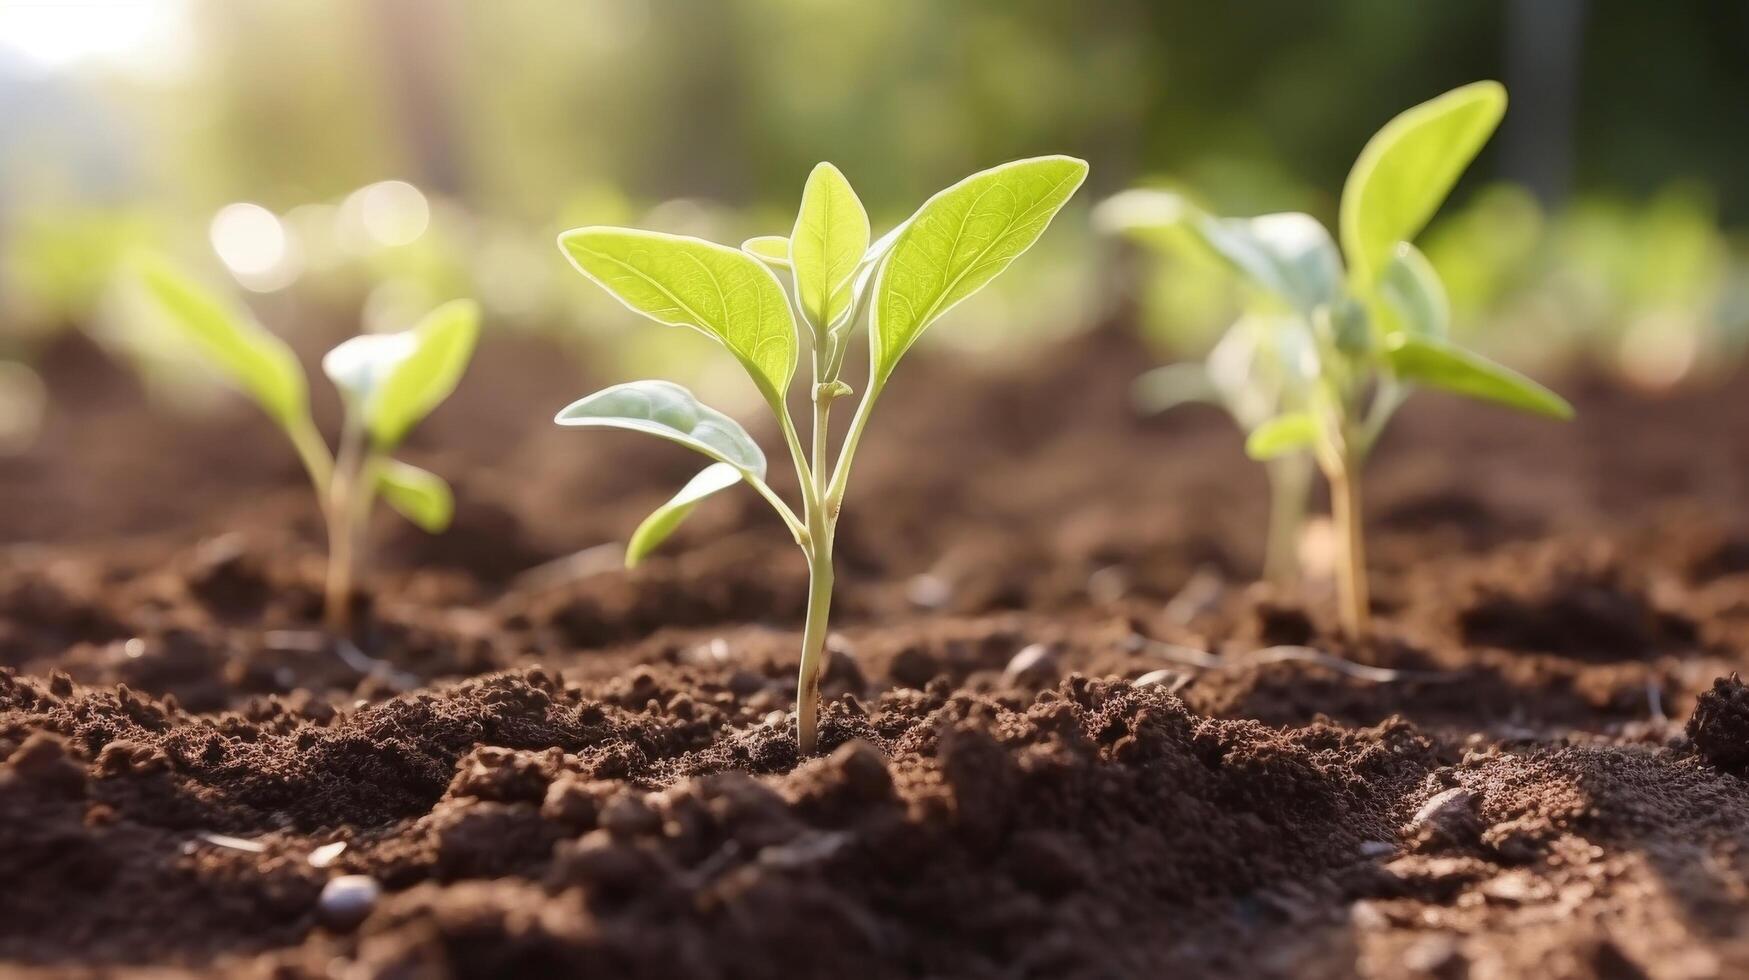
[508,542,625,594]
[194,832,267,854]
[1127,633,1451,684]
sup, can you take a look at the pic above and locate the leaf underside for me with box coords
[625,462,743,567]
[1386,334,1573,420]
[554,379,768,477]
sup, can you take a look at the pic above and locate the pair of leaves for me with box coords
[135,258,465,533]
[322,299,480,450]
[557,156,1088,564]
[554,380,767,566]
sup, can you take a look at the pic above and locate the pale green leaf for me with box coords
[554,380,767,477]
[368,299,480,448]
[135,257,310,433]
[376,458,453,532]
[1245,412,1320,460]
[870,155,1088,384]
[1340,80,1507,285]
[558,228,798,405]
[1091,188,1194,235]
[790,163,870,333]
[1377,242,1450,340]
[741,235,791,269]
[1131,363,1215,416]
[1385,334,1573,420]
[625,462,742,567]
[1193,212,1343,317]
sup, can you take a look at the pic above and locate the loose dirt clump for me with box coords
[6,326,1749,976]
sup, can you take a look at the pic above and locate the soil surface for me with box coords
[6,321,1749,978]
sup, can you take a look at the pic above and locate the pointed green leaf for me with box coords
[625,462,742,567]
[1341,81,1506,285]
[1377,242,1450,340]
[1193,212,1343,317]
[1131,363,1216,416]
[554,380,767,477]
[1245,412,1320,460]
[870,155,1089,384]
[135,257,310,433]
[790,163,870,333]
[369,299,479,448]
[741,235,791,269]
[558,228,798,406]
[1385,334,1573,420]
[376,458,453,532]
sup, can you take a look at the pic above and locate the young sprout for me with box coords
[555,156,1088,753]
[1108,82,1573,640]
[134,259,479,630]
[1130,312,1316,586]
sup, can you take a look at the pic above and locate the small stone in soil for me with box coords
[317,875,380,931]
[307,841,347,868]
[1404,786,1481,851]
[1003,643,1060,685]
[905,573,953,610]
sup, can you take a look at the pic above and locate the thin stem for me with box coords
[323,414,367,632]
[776,402,814,508]
[794,534,834,755]
[288,418,335,506]
[746,475,808,545]
[1327,460,1371,641]
[824,378,881,515]
[1262,455,1312,587]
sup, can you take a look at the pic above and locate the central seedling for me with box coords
[136,260,478,630]
[555,156,1087,752]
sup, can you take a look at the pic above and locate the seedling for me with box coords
[555,156,1087,752]
[134,259,478,630]
[1110,82,1572,640]
[1129,312,1316,585]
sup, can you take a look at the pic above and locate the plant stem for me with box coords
[323,415,366,632]
[1327,460,1370,641]
[795,535,834,754]
[1262,455,1312,587]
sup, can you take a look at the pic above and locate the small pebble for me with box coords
[1404,787,1481,849]
[905,573,953,610]
[317,875,380,931]
[307,841,347,869]
[1132,668,1184,689]
[1002,643,1060,685]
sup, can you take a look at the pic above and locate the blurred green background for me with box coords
[2,0,1747,444]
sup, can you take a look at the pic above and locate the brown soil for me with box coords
[6,322,1749,977]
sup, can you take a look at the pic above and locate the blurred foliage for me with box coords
[3,0,1749,395]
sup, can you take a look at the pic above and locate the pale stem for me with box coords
[323,414,367,632]
[1263,454,1313,587]
[794,330,840,755]
[1327,460,1371,641]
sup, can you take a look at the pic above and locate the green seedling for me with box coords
[555,156,1087,753]
[1130,312,1316,586]
[134,258,478,630]
[1112,82,1572,640]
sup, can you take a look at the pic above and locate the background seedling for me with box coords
[556,156,1087,753]
[1103,82,1572,640]
[1128,312,1316,585]
[135,258,478,630]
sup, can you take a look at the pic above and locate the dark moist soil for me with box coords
[7,322,1749,978]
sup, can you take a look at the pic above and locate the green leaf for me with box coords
[367,299,480,449]
[1193,212,1343,317]
[1340,80,1506,286]
[1385,334,1573,420]
[870,155,1088,384]
[559,228,798,407]
[376,458,453,532]
[741,235,791,269]
[790,163,870,333]
[1245,412,1320,460]
[1131,363,1216,416]
[625,462,742,567]
[554,380,767,477]
[135,257,310,433]
[1377,242,1450,340]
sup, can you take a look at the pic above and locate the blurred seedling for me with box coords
[1100,82,1572,640]
[555,156,1087,752]
[1128,312,1316,586]
[134,259,478,630]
